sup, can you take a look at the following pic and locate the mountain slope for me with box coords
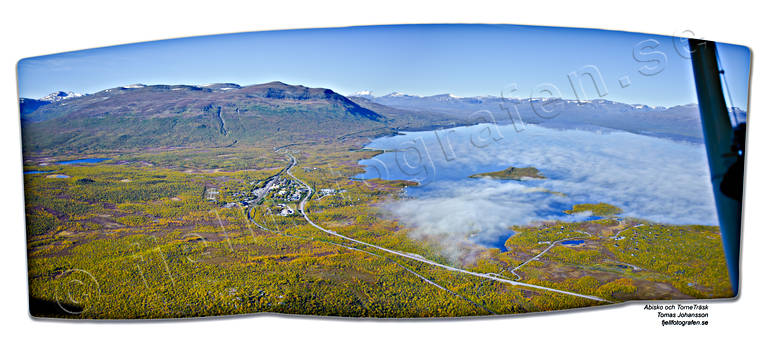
[347,96,473,130]
[21,82,388,153]
[19,98,50,115]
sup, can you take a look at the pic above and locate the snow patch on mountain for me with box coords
[384,91,420,98]
[40,91,82,102]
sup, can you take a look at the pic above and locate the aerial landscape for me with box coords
[18,24,749,318]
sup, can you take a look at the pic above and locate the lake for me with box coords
[56,158,111,165]
[24,157,110,175]
[356,123,717,250]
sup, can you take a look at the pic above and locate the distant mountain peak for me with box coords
[40,91,82,102]
[195,83,242,90]
[383,91,418,98]
[259,81,292,88]
[429,93,463,100]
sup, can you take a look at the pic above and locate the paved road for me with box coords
[282,152,611,303]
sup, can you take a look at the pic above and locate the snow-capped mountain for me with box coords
[19,91,84,115]
[382,91,420,98]
[40,91,83,102]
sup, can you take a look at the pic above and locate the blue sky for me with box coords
[17,24,750,109]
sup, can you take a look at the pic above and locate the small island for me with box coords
[564,203,623,217]
[469,166,545,180]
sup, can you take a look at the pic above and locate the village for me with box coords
[265,176,307,216]
[206,174,344,218]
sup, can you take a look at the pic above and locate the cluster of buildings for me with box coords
[271,177,309,202]
[316,188,345,199]
[211,174,342,218]
[275,203,295,216]
[229,188,259,207]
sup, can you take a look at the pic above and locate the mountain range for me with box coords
[19,82,742,154]
[351,91,747,142]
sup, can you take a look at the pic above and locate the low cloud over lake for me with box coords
[358,124,718,252]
